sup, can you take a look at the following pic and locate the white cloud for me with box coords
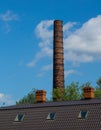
[27,20,76,68]
[64,69,82,79]
[28,51,46,67]
[64,15,101,63]
[35,20,53,57]
[27,15,101,71]
[63,22,77,38]
[0,10,19,21]
[3,22,11,32]
[37,73,44,77]
[42,64,52,71]
[36,64,52,77]
[0,93,15,106]
[64,70,75,78]
[63,22,76,31]
[64,51,93,63]
[0,10,19,32]
[35,20,53,40]
[27,60,36,67]
[27,20,53,67]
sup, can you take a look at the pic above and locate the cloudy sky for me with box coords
[0,0,101,106]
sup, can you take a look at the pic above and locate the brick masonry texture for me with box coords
[53,20,64,89]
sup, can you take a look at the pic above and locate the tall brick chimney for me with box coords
[53,20,64,89]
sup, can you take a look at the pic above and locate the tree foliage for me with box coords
[16,78,101,105]
[94,88,101,98]
[94,77,101,98]
[16,89,36,105]
[53,82,82,101]
[96,77,101,88]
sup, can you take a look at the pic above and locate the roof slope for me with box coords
[0,98,101,130]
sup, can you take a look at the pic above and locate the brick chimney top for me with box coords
[83,86,94,99]
[54,20,63,25]
[36,90,46,103]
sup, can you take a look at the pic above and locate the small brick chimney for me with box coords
[36,90,46,103]
[83,87,94,99]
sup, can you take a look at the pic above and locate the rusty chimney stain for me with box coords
[53,20,64,89]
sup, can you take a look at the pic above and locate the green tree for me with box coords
[96,77,101,88]
[65,82,82,100]
[16,89,36,105]
[53,87,65,101]
[53,82,82,101]
[94,88,101,98]
[16,78,101,104]
[94,78,101,98]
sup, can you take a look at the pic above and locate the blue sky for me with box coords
[0,0,101,106]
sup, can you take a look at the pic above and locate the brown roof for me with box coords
[0,98,101,130]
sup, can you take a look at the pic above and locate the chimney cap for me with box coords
[83,86,94,90]
[54,20,63,25]
[36,90,46,93]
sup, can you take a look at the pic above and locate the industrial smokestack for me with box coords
[53,20,64,90]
